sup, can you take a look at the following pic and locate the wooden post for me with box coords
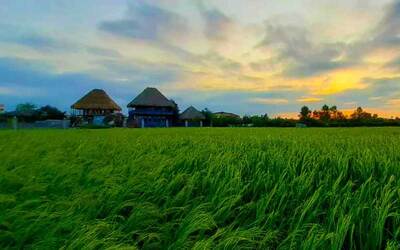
[166,119,169,128]
[200,120,203,127]
[185,120,188,127]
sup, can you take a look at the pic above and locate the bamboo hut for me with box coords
[127,87,178,128]
[179,106,205,127]
[71,89,121,123]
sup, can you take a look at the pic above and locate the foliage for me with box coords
[15,103,36,113]
[298,105,400,127]
[1,128,400,249]
[201,108,213,126]
[299,106,311,121]
[104,113,124,127]
[38,105,66,120]
[4,104,66,122]
[211,116,241,127]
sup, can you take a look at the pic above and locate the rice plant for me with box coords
[0,128,399,249]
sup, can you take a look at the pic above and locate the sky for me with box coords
[0,0,399,117]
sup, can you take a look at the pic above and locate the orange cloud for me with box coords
[250,98,289,105]
[297,97,323,103]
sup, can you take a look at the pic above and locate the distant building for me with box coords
[213,112,240,119]
[71,89,121,124]
[127,87,178,128]
[180,106,205,127]
[0,104,4,113]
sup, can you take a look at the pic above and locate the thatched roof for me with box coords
[71,89,122,111]
[180,106,205,120]
[127,87,175,108]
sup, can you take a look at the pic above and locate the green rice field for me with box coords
[1,128,400,249]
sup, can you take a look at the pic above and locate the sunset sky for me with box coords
[0,0,399,117]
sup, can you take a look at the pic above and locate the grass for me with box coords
[0,128,400,249]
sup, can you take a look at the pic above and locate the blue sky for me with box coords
[0,0,399,117]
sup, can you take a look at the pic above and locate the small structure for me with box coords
[0,104,4,113]
[180,106,205,127]
[212,111,241,127]
[127,87,178,128]
[213,112,240,119]
[71,89,121,124]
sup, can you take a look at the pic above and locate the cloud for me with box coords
[0,86,44,97]
[250,97,289,105]
[387,98,400,106]
[253,1,400,78]
[0,87,15,95]
[86,47,121,58]
[196,51,242,72]
[369,96,384,101]
[384,56,400,70]
[297,97,323,103]
[0,32,78,53]
[198,5,235,42]
[364,76,400,96]
[346,1,400,60]
[98,1,188,43]
[95,59,182,86]
[256,24,349,77]
[372,0,400,48]
[0,57,136,111]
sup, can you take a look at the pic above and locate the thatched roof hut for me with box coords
[71,89,121,111]
[180,106,205,120]
[127,87,175,108]
[71,89,121,119]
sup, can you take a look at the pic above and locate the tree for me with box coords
[242,115,252,125]
[299,106,311,121]
[319,104,331,122]
[351,107,372,120]
[201,108,213,126]
[16,103,36,113]
[38,105,65,120]
[170,99,180,125]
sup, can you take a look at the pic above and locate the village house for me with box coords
[71,89,122,124]
[127,87,178,128]
[179,106,205,127]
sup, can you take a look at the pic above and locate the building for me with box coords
[0,104,4,113]
[127,87,178,128]
[71,89,122,124]
[180,106,205,127]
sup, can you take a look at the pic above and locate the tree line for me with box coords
[0,103,66,122]
[203,105,400,127]
[1,102,399,127]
